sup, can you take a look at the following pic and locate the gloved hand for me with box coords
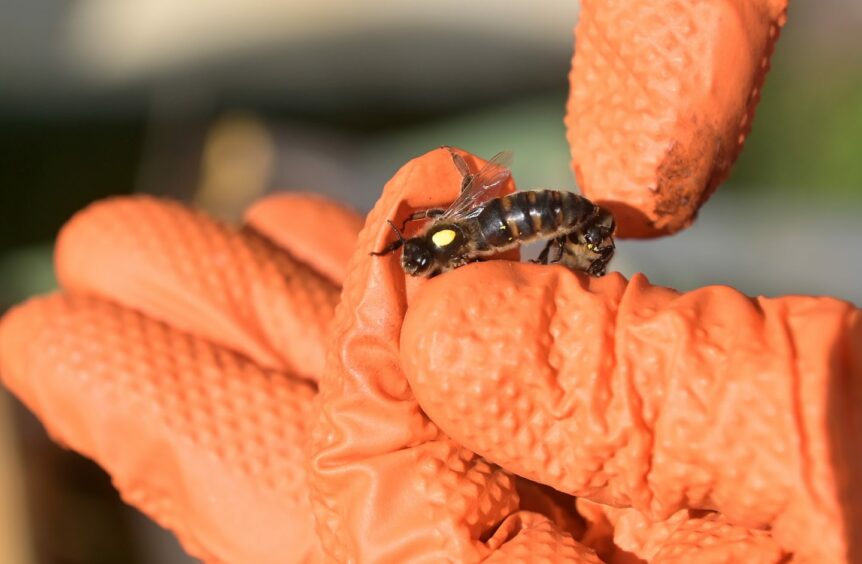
[307,153,859,563]
[308,1,859,562]
[4,1,858,563]
[0,193,362,563]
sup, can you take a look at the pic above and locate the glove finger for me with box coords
[56,196,338,381]
[308,147,588,562]
[401,262,862,561]
[0,294,320,563]
[577,500,785,563]
[567,0,788,237]
[243,192,364,285]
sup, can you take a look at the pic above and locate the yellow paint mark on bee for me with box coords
[432,229,457,247]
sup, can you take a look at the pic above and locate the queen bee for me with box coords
[371,149,616,277]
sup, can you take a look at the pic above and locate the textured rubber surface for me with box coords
[3,1,860,562]
[577,499,785,563]
[1,293,320,563]
[0,194,358,563]
[567,0,788,237]
[56,196,339,381]
[244,193,364,284]
[402,260,861,562]
[308,148,594,562]
[2,160,860,562]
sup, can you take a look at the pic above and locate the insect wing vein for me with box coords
[441,150,514,220]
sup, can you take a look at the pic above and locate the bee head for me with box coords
[401,240,434,276]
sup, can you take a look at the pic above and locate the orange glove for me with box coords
[307,147,859,563]
[4,1,857,563]
[568,0,788,238]
[0,193,362,563]
[308,1,858,563]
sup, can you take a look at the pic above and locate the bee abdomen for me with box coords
[496,191,543,240]
[477,190,597,248]
[514,190,594,238]
[557,190,597,230]
[476,198,515,247]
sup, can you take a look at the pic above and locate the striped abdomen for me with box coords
[475,189,596,249]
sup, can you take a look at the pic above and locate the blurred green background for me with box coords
[0,1,860,562]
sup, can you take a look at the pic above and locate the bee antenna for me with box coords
[369,220,406,256]
[388,220,405,244]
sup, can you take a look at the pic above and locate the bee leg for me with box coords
[543,236,566,264]
[400,208,445,232]
[460,172,474,193]
[549,237,567,264]
[582,216,616,275]
[369,238,404,257]
[458,256,485,268]
[531,237,567,265]
[586,246,615,277]
[532,240,556,264]
[443,147,474,192]
[370,220,406,256]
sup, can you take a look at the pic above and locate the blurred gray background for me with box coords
[1,1,860,562]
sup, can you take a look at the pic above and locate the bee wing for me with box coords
[441,150,514,220]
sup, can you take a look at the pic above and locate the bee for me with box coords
[371,148,616,277]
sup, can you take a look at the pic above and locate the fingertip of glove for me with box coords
[55,195,169,292]
[0,300,33,393]
[0,295,58,393]
[567,0,788,238]
[0,294,93,437]
[51,195,338,378]
[243,193,364,283]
